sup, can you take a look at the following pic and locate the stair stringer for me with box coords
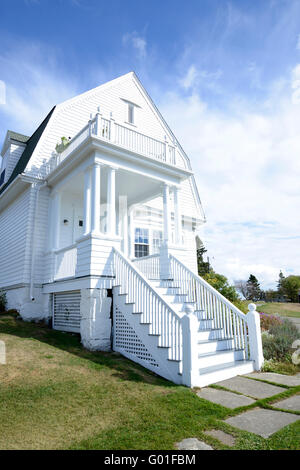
[112,287,182,384]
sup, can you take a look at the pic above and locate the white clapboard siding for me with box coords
[5,143,26,182]
[0,188,32,287]
[53,290,81,333]
[21,73,201,221]
[25,74,187,173]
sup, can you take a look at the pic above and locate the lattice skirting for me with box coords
[113,306,159,369]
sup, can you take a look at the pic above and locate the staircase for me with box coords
[112,249,263,388]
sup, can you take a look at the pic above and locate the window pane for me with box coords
[152,230,162,254]
[135,244,149,258]
[128,104,134,123]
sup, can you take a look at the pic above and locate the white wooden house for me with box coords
[0,72,263,387]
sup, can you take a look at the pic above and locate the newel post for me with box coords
[181,306,199,387]
[247,303,264,370]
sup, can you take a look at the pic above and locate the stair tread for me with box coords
[198,337,234,344]
[198,348,243,358]
[199,360,254,375]
[198,327,223,332]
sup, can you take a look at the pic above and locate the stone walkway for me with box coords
[176,372,300,449]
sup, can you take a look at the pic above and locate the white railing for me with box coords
[169,254,249,357]
[44,113,177,177]
[113,248,183,362]
[132,254,160,280]
[54,244,77,280]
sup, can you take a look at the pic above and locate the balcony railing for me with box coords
[44,113,177,176]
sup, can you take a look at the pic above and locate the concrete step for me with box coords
[198,348,245,368]
[196,360,255,388]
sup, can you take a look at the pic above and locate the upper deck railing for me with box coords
[44,112,178,176]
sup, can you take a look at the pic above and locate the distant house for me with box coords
[0,72,263,386]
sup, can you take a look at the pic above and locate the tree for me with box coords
[246,274,262,301]
[234,280,249,299]
[277,270,285,296]
[196,240,211,276]
[264,289,278,301]
[281,275,300,303]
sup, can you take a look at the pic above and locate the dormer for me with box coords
[0,131,29,188]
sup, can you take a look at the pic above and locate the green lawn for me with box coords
[0,313,299,450]
[241,301,300,318]
[257,303,300,318]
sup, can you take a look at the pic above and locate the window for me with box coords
[134,228,149,258]
[128,103,135,124]
[152,230,162,254]
[0,169,5,187]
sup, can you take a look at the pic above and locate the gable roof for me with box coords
[0,106,55,196]
[1,131,30,156]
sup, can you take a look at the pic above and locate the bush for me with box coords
[269,318,299,343]
[0,291,7,312]
[259,312,282,331]
[262,318,300,361]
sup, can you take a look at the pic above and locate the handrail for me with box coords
[169,254,249,356]
[113,247,183,361]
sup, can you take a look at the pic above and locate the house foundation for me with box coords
[80,288,112,351]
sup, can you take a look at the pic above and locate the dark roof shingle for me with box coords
[0,106,56,196]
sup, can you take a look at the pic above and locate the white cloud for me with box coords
[0,41,82,138]
[179,65,222,92]
[122,32,147,59]
[160,64,300,289]
[179,65,198,90]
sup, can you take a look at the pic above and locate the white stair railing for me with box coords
[113,248,183,362]
[169,254,250,358]
[132,254,160,280]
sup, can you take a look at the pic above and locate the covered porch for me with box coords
[44,144,191,285]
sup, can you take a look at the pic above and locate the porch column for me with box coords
[91,162,101,234]
[119,195,128,257]
[160,183,172,279]
[52,191,61,250]
[106,166,116,236]
[162,183,171,244]
[83,168,91,235]
[173,186,182,245]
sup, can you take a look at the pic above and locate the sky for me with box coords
[0,0,299,290]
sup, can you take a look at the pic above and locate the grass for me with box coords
[253,302,300,318]
[0,312,299,450]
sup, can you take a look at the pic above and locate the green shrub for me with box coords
[262,318,300,361]
[269,318,299,343]
[0,291,7,312]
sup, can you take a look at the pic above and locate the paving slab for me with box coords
[204,430,236,447]
[225,408,299,438]
[245,372,300,387]
[217,376,283,399]
[176,438,213,450]
[197,387,255,409]
[272,394,300,412]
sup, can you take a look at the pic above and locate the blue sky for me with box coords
[1,0,300,289]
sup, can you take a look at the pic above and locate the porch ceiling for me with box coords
[61,166,162,206]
